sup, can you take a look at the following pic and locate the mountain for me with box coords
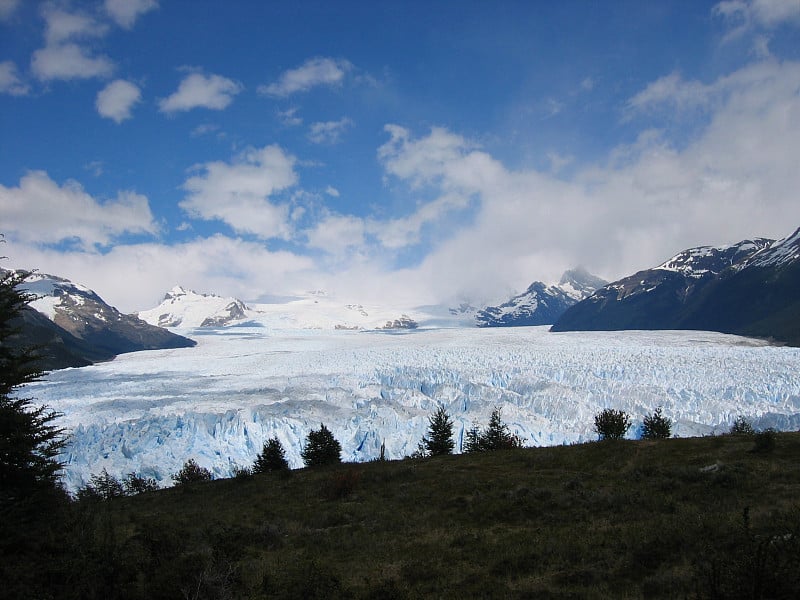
[11,272,196,370]
[476,268,607,327]
[551,228,800,345]
[138,286,249,328]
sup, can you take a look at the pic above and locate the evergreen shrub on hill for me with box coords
[301,424,341,467]
[594,408,632,440]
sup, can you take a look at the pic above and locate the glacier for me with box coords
[26,325,800,491]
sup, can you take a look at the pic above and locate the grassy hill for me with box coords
[15,433,800,599]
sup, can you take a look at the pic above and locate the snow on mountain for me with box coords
[656,238,773,278]
[138,286,249,328]
[476,268,606,327]
[29,326,800,492]
[746,226,800,269]
[15,272,195,369]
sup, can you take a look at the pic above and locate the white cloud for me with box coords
[306,214,366,255]
[159,72,243,113]
[104,0,158,29]
[307,117,353,144]
[325,186,340,197]
[715,0,800,28]
[259,57,352,97]
[0,0,19,21]
[41,5,108,45]
[31,42,114,81]
[0,171,158,250]
[180,145,298,239]
[96,79,141,122]
[277,106,303,126]
[0,60,29,95]
[7,235,317,313]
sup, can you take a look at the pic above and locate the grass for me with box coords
[39,433,800,598]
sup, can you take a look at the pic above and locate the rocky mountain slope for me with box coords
[9,272,196,370]
[551,228,800,345]
[476,268,607,327]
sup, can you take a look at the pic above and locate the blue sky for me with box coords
[2,0,800,312]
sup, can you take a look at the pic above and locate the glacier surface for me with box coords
[27,326,800,491]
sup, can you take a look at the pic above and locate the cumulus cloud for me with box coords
[104,0,158,29]
[0,171,158,249]
[307,117,353,144]
[259,57,352,97]
[96,79,141,122]
[714,0,800,28]
[31,5,114,81]
[180,145,298,239]
[159,72,243,113]
[277,107,303,126]
[0,60,29,95]
[306,214,366,255]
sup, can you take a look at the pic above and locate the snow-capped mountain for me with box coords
[12,272,196,370]
[476,268,607,327]
[138,286,249,328]
[552,227,800,346]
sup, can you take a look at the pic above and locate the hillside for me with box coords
[23,432,800,599]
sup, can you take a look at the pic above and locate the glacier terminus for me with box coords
[27,323,800,492]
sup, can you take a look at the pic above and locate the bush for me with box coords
[123,472,159,494]
[172,459,213,485]
[77,468,125,501]
[730,416,755,436]
[301,424,342,467]
[641,407,672,439]
[752,428,777,453]
[254,437,290,473]
[418,405,455,457]
[594,408,631,441]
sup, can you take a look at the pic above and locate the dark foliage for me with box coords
[254,436,290,473]
[594,408,632,440]
[123,472,159,494]
[730,416,756,436]
[752,428,777,453]
[418,405,455,456]
[463,408,522,452]
[641,407,672,439]
[77,468,125,501]
[301,423,342,467]
[172,458,213,485]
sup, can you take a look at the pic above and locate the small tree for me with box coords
[77,468,125,501]
[730,416,755,435]
[253,437,289,473]
[594,408,631,441]
[123,472,159,494]
[418,405,455,457]
[301,424,341,467]
[172,458,212,485]
[463,408,522,452]
[641,407,672,439]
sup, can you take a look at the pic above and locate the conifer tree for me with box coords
[594,408,631,440]
[418,405,455,456]
[463,408,521,452]
[254,436,290,473]
[301,423,342,467]
[641,407,672,439]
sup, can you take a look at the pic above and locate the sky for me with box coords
[1,0,800,313]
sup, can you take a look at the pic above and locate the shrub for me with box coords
[172,459,213,485]
[123,471,159,494]
[641,407,672,439]
[594,408,631,441]
[232,464,253,479]
[752,428,777,453]
[301,424,342,467]
[418,405,455,457]
[729,416,755,436]
[77,468,125,501]
[254,437,290,473]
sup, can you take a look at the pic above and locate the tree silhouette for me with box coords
[418,405,455,456]
[254,437,290,473]
[301,424,342,467]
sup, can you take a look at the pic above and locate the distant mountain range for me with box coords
[551,226,800,346]
[476,268,607,327]
[7,272,195,371]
